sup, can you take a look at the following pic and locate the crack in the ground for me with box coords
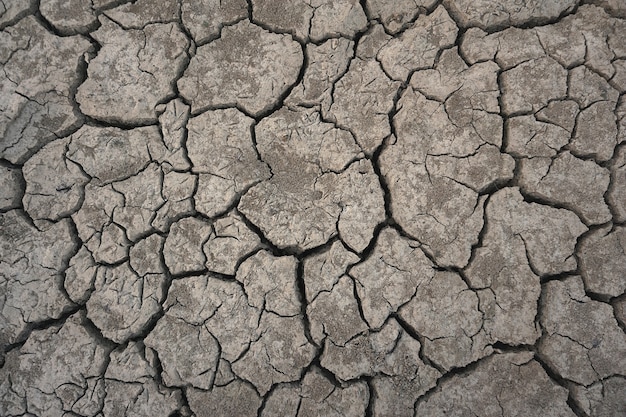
[3,2,626,416]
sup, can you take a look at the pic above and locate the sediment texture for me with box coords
[1,1,625,416]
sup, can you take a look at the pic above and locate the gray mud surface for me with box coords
[1,0,626,416]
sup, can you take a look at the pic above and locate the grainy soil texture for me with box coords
[1,0,626,416]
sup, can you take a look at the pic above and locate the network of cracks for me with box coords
[1,0,626,416]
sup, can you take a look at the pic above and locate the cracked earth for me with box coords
[1,0,626,416]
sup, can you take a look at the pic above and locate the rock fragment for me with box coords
[415,352,576,417]
[538,276,626,385]
[178,20,303,116]
[76,17,189,124]
[578,226,626,298]
[0,17,92,164]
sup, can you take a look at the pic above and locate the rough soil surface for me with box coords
[1,1,625,416]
